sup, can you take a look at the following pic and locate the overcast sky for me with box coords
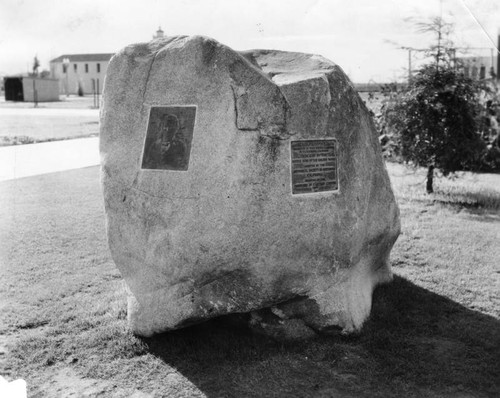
[1,0,499,83]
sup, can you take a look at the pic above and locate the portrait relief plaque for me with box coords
[141,106,196,171]
[291,139,338,194]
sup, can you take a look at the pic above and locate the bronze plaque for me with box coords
[141,106,196,171]
[291,139,338,194]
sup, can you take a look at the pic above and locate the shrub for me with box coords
[375,16,500,192]
[78,82,84,97]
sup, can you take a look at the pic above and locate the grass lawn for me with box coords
[0,96,99,146]
[0,163,499,397]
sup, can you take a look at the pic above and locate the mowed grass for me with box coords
[0,164,499,397]
[0,96,99,146]
[0,115,98,146]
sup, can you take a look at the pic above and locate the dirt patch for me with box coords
[40,368,153,398]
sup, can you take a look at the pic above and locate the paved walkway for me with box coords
[0,137,100,182]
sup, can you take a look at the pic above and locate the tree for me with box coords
[381,17,488,193]
[414,16,454,71]
[32,55,40,77]
[388,66,486,192]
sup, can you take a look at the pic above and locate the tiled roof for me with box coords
[50,53,114,63]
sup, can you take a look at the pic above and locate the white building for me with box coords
[50,53,114,95]
[458,55,498,80]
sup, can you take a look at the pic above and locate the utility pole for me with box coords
[408,49,412,84]
[497,30,500,81]
[63,58,70,97]
[400,47,427,84]
[33,79,38,108]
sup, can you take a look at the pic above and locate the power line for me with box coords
[459,0,499,53]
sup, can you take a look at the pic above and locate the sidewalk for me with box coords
[0,137,100,182]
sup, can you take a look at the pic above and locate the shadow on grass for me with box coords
[429,189,500,212]
[398,185,500,212]
[143,276,500,397]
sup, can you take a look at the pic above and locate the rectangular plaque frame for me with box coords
[141,106,196,171]
[290,139,338,195]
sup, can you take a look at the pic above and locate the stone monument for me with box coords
[100,35,400,338]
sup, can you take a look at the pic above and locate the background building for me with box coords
[4,75,59,102]
[458,54,498,80]
[153,27,164,39]
[50,53,114,95]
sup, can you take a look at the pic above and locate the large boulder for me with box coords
[100,35,400,337]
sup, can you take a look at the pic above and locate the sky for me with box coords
[1,0,499,83]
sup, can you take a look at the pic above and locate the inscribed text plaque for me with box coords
[291,139,338,194]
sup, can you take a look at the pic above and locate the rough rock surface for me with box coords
[100,35,400,337]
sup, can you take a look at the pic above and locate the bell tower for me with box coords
[153,27,164,39]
